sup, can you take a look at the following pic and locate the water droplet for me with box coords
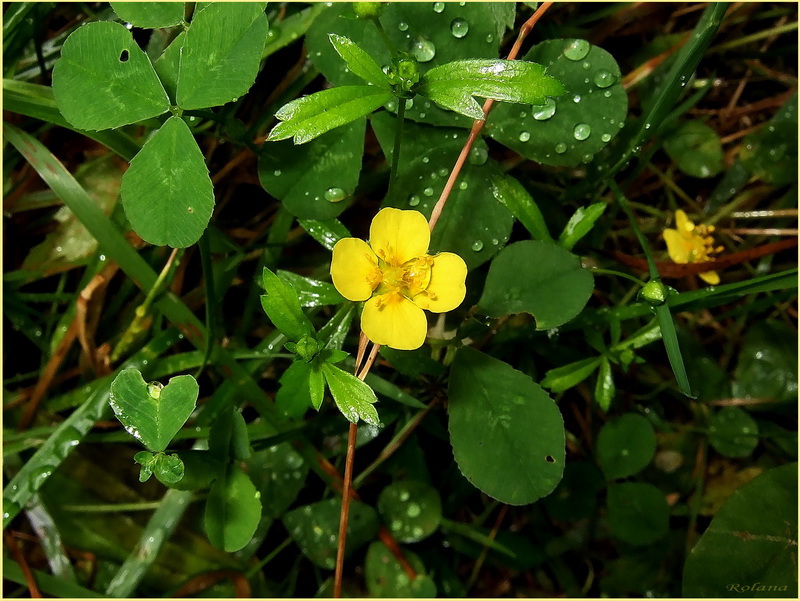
[99,254,106,261]
[491,238,499,245]
[573,94,581,103]
[471,240,484,251]
[532,97,556,121]
[398,21,409,32]
[433,1,445,13]
[412,38,436,62]
[450,18,469,38]
[273,169,281,176]
[621,449,630,456]
[469,146,488,165]
[406,503,421,517]
[324,187,346,203]
[601,133,611,143]
[408,194,420,207]
[603,90,612,98]
[485,33,494,43]
[582,153,593,163]
[458,181,468,190]
[573,123,591,141]
[399,490,411,502]
[437,167,448,177]
[30,465,54,490]
[423,187,434,197]
[518,131,531,142]
[593,69,615,88]
[555,142,567,154]
[563,39,590,61]
[422,156,430,163]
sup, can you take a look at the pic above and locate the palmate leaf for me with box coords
[268,86,392,144]
[418,59,565,120]
[327,33,390,89]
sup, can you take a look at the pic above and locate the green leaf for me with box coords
[654,303,694,398]
[708,407,759,458]
[109,368,198,453]
[134,451,156,482]
[365,541,437,597]
[153,30,184,104]
[371,112,514,270]
[297,218,351,251]
[663,120,724,178]
[120,115,214,248]
[479,240,594,329]
[209,405,251,462]
[152,453,185,485]
[594,357,615,411]
[111,2,185,28]
[486,39,627,166]
[204,464,262,552]
[176,2,269,109]
[275,361,316,418]
[52,21,170,130]
[276,271,345,307]
[558,202,607,251]
[596,413,656,480]
[607,482,669,546]
[419,59,565,120]
[448,347,565,505]
[489,172,553,242]
[378,480,442,543]
[321,363,380,426]
[543,461,606,522]
[260,266,315,341]
[541,357,601,393]
[259,118,365,219]
[283,498,379,569]
[306,2,517,128]
[248,443,309,519]
[734,320,798,404]
[739,92,797,186]
[168,450,223,491]
[327,33,390,89]
[268,86,392,144]
[683,463,797,597]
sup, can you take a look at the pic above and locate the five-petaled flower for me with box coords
[330,208,467,350]
[663,209,724,285]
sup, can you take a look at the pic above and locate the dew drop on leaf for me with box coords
[458,181,468,190]
[601,133,612,142]
[324,187,346,203]
[471,240,484,251]
[563,39,590,61]
[412,38,436,62]
[398,22,409,32]
[486,33,494,43]
[573,123,591,141]
[408,194,420,207]
[433,2,445,13]
[450,18,469,38]
[423,187,434,197]
[532,97,556,121]
[468,146,488,165]
[594,69,616,88]
[555,142,567,154]
[518,131,531,142]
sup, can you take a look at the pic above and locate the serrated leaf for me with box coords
[176,2,269,109]
[558,202,607,251]
[111,2,185,28]
[120,115,214,248]
[321,363,380,426]
[269,86,392,144]
[328,33,390,89]
[448,347,565,505]
[260,266,314,341]
[109,368,198,453]
[204,464,262,552]
[418,59,565,120]
[479,240,594,329]
[52,21,170,130]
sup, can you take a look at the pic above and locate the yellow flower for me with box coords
[663,210,724,285]
[330,208,467,350]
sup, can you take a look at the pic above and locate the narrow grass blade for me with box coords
[3,557,105,597]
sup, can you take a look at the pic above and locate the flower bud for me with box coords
[639,280,670,306]
[386,54,420,98]
[352,2,386,20]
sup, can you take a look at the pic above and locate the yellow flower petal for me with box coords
[663,228,691,264]
[330,238,381,301]
[362,291,427,350]
[412,252,467,313]
[699,270,720,285]
[674,209,695,235]
[369,207,430,266]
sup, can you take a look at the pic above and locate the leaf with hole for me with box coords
[448,347,565,505]
[52,21,170,130]
[120,116,214,248]
[109,368,198,453]
[486,38,627,166]
[176,2,269,109]
[479,240,594,329]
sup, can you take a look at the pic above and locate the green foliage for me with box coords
[596,413,657,480]
[111,2,185,28]
[364,542,436,597]
[606,482,670,546]
[204,465,262,552]
[377,480,442,543]
[322,363,381,426]
[663,120,724,178]
[260,267,315,341]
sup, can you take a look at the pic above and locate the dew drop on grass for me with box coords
[532,97,556,120]
[433,1,445,13]
[594,69,616,88]
[518,131,531,142]
[450,18,469,38]
[324,187,346,203]
[471,240,484,251]
[573,123,591,140]
[563,39,590,61]
[412,38,436,62]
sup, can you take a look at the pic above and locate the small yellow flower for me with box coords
[330,208,467,350]
[663,209,724,285]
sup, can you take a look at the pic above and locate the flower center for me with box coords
[683,224,723,263]
[377,256,433,298]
